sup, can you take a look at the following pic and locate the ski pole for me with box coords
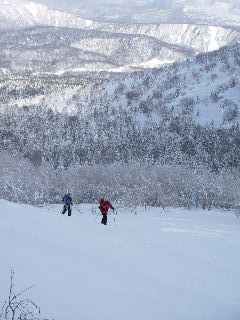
[113,208,117,226]
[76,208,84,214]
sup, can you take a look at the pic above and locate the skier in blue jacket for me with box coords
[62,192,73,216]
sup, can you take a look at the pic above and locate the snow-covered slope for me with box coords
[0,200,239,320]
[0,26,193,74]
[99,23,240,53]
[2,43,238,126]
[1,43,240,170]
[1,22,240,74]
[0,0,93,29]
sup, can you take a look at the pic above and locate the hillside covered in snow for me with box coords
[1,43,240,170]
[0,26,193,74]
[0,0,93,30]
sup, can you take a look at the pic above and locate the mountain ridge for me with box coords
[0,0,94,29]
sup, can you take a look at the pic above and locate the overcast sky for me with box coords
[33,0,240,24]
[36,0,240,9]
[36,0,166,8]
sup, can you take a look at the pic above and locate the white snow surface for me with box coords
[0,200,240,320]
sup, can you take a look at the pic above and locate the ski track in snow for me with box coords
[0,200,240,320]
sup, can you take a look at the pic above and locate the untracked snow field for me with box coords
[0,200,240,320]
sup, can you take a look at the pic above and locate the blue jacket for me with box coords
[62,194,72,206]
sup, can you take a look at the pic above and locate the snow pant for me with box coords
[62,204,71,216]
[101,213,107,225]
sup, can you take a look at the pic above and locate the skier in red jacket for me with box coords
[99,198,114,225]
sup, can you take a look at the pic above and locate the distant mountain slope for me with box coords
[0,43,240,169]
[0,26,193,74]
[90,42,240,127]
[1,43,239,124]
[98,23,240,53]
[0,0,93,29]
[1,0,240,73]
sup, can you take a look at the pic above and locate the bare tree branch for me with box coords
[1,270,48,320]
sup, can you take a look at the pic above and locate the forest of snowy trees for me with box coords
[1,151,240,210]
[0,43,240,208]
[1,103,240,170]
[1,102,240,209]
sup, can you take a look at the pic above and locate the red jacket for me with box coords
[99,198,113,215]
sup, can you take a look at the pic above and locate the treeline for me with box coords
[0,151,239,209]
